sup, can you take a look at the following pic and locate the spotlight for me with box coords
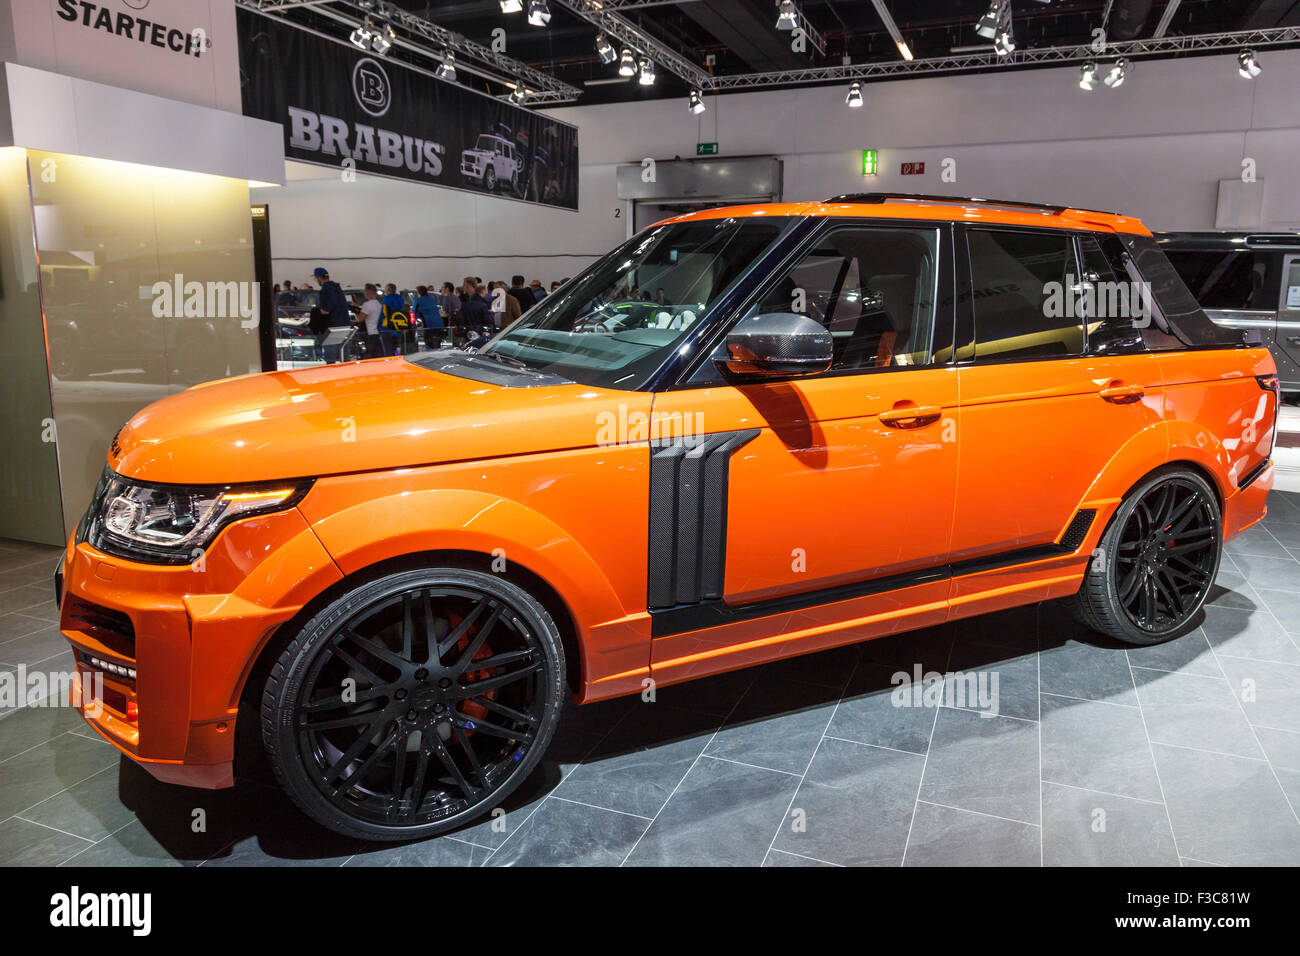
[993,28,1014,56]
[1238,50,1262,79]
[975,1,1002,40]
[776,0,797,31]
[509,85,528,104]
[500,0,523,12]
[1103,58,1127,88]
[371,22,395,56]
[349,18,374,50]
[638,56,656,86]
[595,34,617,65]
[845,81,863,108]
[527,0,551,27]
[436,52,457,82]
[689,89,706,114]
[1079,62,1098,90]
[617,48,636,76]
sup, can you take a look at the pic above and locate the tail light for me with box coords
[1257,373,1280,397]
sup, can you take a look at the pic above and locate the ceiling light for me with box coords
[845,81,863,108]
[776,0,797,31]
[349,19,374,50]
[595,34,617,65]
[993,28,1014,56]
[896,41,913,61]
[509,86,528,104]
[1079,62,1098,90]
[1103,58,1127,88]
[689,89,706,114]
[638,56,656,85]
[975,1,1002,40]
[1238,50,1262,79]
[370,22,395,56]
[500,0,523,12]
[527,0,551,27]
[617,48,636,76]
[436,52,457,82]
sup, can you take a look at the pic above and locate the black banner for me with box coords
[237,9,579,210]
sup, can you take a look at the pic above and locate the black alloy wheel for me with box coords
[262,568,565,841]
[1070,469,1221,645]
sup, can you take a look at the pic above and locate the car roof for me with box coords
[1156,230,1300,250]
[655,194,1150,236]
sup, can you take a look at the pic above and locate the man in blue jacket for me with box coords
[314,267,351,363]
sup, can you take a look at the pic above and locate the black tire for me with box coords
[484,166,497,192]
[261,567,565,841]
[1068,468,1222,645]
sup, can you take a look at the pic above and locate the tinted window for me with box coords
[1164,250,1267,310]
[1121,235,1242,348]
[740,226,939,372]
[967,229,1082,359]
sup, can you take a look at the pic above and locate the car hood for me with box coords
[462,149,489,160]
[109,356,645,485]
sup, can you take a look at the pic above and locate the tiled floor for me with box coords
[2,493,1299,867]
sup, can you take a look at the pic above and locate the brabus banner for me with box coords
[236,8,579,210]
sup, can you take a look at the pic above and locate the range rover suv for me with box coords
[57,194,1279,841]
[1157,230,1300,397]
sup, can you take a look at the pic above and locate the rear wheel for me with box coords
[1069,469,1221,645]
[262,568,565,841]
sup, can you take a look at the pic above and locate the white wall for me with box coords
[266,47,1300,288]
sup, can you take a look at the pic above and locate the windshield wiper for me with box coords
[479,349,530,370]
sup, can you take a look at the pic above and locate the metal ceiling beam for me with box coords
[555,0,715,89]
[239,0,582,103]
[703,24,1300,90]
[869,0,912,59]
[1152,0,1182,38]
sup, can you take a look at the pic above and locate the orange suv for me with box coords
[57,194,1279,840]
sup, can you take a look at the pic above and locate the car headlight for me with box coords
[78,469,312,565]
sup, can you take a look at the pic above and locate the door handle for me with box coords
[879,403,943,428]
[1099,382,1145,404]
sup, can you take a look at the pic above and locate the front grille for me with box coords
[63,597,136,662]
[1059,509,1097,552]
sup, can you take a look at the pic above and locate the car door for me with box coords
[648,221,960,680]
[949,226,1163,607]
[1277,252,1300,387]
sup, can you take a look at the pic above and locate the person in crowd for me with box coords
[464,282,492,339]
[439,281,462,342]
[277,281,296,307]
[529,279,546,304]
[459,277,476,308]
[314,267,351,364]
[507,275,534,314]
[381,283,406,314]
[378,283,407,355]
[414,285,444,349]
[358,283,383,358]
[550,281,562,293]
[497,280,522,329]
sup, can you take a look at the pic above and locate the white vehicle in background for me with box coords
[460,133,520,193]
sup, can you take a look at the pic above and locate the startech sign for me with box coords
[55,0,208,58]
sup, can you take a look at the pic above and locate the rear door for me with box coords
[950,227,1163,593]
[1277,253,1300,386]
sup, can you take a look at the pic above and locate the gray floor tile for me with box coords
[944,640,1038,720]
[1152,743,1300,866]
[0,704,86,761]
[0,613,50,644]
[763,848,837,866]
[0,586,56,616]
[1256,726,1300,771]
[1041,782,1178,866]
[1226,525,1293,560]
[1225,554,1300,593]
[18,767,135,841]
[1201,604,1300,664]
[626,754,798,866]
[1124,628,1221,677]
[0,732,118,819]
[773,736,924,866]
[825,662,937,754]
[904,801,1039,866]
[1039,639,1138,707]
[1217,656,1300,734]
[1206,569,1256,610]
[0,627,72,669]
[920,706,1039,824]
[1255,588,1300,636]
[1276,768,1300,813]
[344,836,489,866]
[1040,694,1163,802]
[1131,668,1263,758]
[0,816,93,866]
[703,673,841,774]
[552,703,721,817]
[486,797,649,866]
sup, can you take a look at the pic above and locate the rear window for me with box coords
[1119,235,1244,349]
[1163,249,1269,311]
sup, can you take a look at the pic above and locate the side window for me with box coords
[1280,257,1300,312]
[966,229,1082,360]
[738,226,939,372]
[1080,234,1143,354]
[1163,250,1265,310]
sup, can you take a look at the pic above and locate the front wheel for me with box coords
[1068,469,1221,645]
[261,568,565,841]
[483,166,498,192]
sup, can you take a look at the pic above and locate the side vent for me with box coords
[648,429,759,609]
[1059,509,1097,552]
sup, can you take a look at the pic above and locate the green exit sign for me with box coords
[696,142,719,156]
[862,149,878,176]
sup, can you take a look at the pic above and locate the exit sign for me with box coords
[862,149,878,176]
[696,142,719,156]
[901,162,926,175]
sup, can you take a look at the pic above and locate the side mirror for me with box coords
[715,313,833,378]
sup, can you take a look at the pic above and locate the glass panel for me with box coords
[1164,250,1266,310]
[28,151,261,533]
[967,229,1082,360]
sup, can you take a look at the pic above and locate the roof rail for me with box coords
[824,192,1118,217]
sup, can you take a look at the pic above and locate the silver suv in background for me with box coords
[1157,232,1300,397]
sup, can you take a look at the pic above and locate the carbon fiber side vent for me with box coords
[647,429,760,609]
[1059,509,1097,552]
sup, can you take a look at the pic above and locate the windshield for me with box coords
[475,135,498,152]
[478,216,790,388]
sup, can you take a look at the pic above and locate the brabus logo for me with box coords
[353,57,391,117]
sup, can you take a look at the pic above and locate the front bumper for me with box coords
[58,508,342,789]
